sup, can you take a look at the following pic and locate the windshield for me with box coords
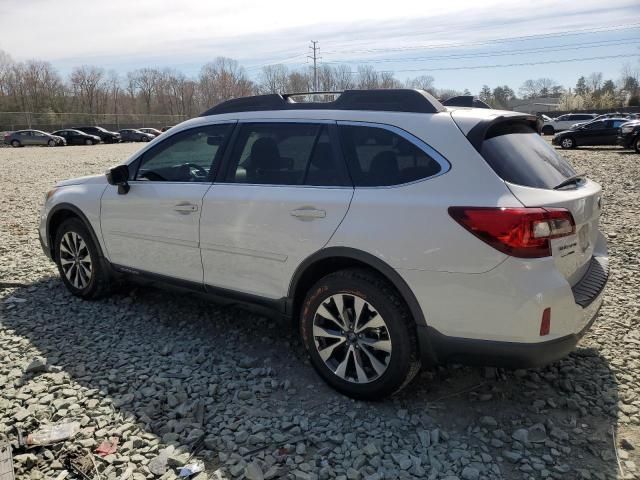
[481,122,577,189]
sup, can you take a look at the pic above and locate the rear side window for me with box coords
[224,123,348,186]
[338,124,444,186]
[481,122,576,189]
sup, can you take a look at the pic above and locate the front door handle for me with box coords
[290,207,326,220]
[174,202,199,214]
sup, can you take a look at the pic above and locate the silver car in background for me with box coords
[3,129,66,147]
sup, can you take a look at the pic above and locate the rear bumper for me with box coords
[418,255,608,368]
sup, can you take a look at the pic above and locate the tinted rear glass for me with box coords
[481,122,576,189]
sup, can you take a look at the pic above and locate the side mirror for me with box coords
[106,164,130,194]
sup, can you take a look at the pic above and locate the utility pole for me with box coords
[308,41,320,91]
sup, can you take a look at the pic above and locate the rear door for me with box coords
[200,120,353,299]
[477,120,603,286]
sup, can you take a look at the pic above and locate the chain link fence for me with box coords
[0,112,188,133]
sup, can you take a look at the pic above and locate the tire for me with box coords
[300,268,421,399]
[141,136,150,142]
[634,137,640,154]
[11,140,20,148]
[542,126,554,136]
[560,137,576,149]
[48,139,56,147]
[85,139,93,145]
[54,218,112,300]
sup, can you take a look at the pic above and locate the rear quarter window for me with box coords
[338,124,446,186]
[480,122,576,189]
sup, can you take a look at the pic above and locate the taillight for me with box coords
[448,207,575,258]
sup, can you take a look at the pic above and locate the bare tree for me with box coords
[405,75,435,93]
[331,64,353,90]
[357,65,379,89]
[536,78,556,97]
[587,72,603,93]
[70,65,105,113]
[129,68,160,114]
[199,57,254,107]
[379,71,402,89]
[519,79,540,99]
[287,70,312,93]
[258,64,289,94]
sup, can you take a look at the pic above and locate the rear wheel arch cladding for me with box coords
[289,248,437,361]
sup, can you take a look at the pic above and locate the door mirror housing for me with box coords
[106,164,130,194]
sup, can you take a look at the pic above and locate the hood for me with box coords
[56,174,107,187]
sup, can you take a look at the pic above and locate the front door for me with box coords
[200,121,353,298]
[100,123,234,283]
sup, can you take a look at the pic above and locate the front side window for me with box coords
[224,123,347,186]
[338,124,443,186]
[135,124,232,182]
[584,121,604,130]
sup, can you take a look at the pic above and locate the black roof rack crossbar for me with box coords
[199,89,445,116]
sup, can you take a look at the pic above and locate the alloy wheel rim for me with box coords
[59,231,92,289]
[562,138,572,148]
[312,293,392,384]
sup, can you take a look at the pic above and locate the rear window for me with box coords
[480,122,576,189]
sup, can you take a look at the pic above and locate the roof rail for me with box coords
[199,89,445,116]
[441,95,491,109]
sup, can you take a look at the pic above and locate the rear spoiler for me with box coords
[466,114,543,152]
[441,95,491,109]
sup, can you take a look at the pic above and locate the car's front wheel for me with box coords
[300,268,420,399]
[48,139,56,147]
[560,137,576,149]
[634,137,640,154]
[54,218,111,299]
[85,139,93,145]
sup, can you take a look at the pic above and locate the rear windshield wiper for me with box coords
[554,172,586,190]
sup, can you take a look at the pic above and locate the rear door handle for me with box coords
[174,202,199,214]
[290,207,326,219]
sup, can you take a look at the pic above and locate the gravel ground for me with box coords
[0,142,639,480]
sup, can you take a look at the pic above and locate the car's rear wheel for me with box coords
[11,140,21,148]
[300,268,420,399]
[542,125,554,136]
[560,137,576,149]
[634,137,640,153]
[54,218,111,299]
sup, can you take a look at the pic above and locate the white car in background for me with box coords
[38,89,608,399]
[541,113,597,135]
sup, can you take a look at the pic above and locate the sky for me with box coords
[1,0,639,94]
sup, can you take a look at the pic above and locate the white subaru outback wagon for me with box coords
[39,89,608,399]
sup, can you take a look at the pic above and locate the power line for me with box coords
[322,23,640,55]
[322,38,640,64]
[352,53,638,74]
[307,41,321,90]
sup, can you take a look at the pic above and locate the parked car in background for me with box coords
[617,120,640,153]
[118,129,155,142]
[541,113,597,135]
[161,126,174,132]
[4,129,65,147]
[552,118,629,149]
[52,129,101,146]
[39,89,608,399]
[74,126,121,143]
[139,128,162,137]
